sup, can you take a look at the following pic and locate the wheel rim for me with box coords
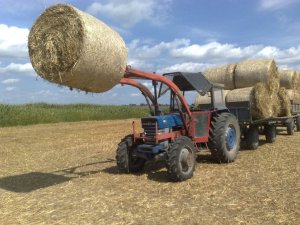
[226,125,236,151]
[179,147,194,174]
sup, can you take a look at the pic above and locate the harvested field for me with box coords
[0,120,299,225]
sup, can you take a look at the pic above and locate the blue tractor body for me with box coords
[137,114,183,158]
[141,114,183,130]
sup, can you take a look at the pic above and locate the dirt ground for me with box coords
[0,119,299,225]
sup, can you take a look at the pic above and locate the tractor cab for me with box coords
[155,72,228,143]
[159,72,227,112]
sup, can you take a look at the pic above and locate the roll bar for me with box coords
[124,67,192,117]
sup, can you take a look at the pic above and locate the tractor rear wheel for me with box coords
[287,121,294,135]
[264,124,276,143]
[296,116,300,132]
[244,126,259,150]
[116,135,146,173]
[166,136,196,182]
[208,113,240,163]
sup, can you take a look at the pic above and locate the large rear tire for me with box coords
[208,113,240,163]
[264,124,276,143]
[166,136,196,182]
[116,135,146,173]
[244,126,259,150]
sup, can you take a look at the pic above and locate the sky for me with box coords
[0,0,300,105]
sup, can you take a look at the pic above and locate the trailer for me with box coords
[196,99,300,150]
[226,100,300,149]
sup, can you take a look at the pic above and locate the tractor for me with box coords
[116,67,240,181]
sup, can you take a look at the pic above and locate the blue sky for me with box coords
[0,0,300,105]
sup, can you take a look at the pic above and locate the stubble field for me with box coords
[0,119,299,224]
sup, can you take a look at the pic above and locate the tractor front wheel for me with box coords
[166,136,196,182]
[116,135,146,173]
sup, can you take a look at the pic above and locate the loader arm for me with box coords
[120,78,155,103]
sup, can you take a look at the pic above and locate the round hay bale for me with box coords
[203,64,236,90]
[268,75,280,95]
[226,84,278,119]
[234,59,278,88]
[226,87,253,102]
[194,90,229,107]
[286,89,300,102]
[277,87,291,117]
[278,69,297,89]
[28,4,128,93]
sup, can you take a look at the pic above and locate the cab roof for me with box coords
[162,72,223,94]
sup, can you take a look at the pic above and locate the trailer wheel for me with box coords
[245,126,259,150]
[116,135,146,173]
[264,124,276,143]
[208,113,240,163]
[286,121,294,135]
[166,136,196,181]
[296,116,300,132]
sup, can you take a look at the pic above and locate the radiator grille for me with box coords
[142,123,156,145]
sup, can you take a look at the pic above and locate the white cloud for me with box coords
[0,63,36,77]
[86,0,172,28]
[259,0,299,10]
[170,42,264,63]
[128,38,300,72]
[1,78,20,84]
[4,86,16,92]
[157,62,215,74]
[129,38,190,59]
[130,93,140,97]
[0,24,29,59]
[142,82,152,88]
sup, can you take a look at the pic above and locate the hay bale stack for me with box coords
[286,89,300,102]
[277,87,292,117]
[28,4,127,93]
[203,64,236,90]
[278,70,297,89]
[226,83,279,119]
[194,90,230,107]
[235,59,279,89]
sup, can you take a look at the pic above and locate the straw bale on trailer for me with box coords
[286,89,300,102]
[226,83,279,119]
[194,90,230,107]
[234,59,279,89]
[278,70,297,89]
[28,4,127,93]
[203,64,236,90]
[277,87,292,117]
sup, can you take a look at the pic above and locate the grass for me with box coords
[0,103,151,127]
